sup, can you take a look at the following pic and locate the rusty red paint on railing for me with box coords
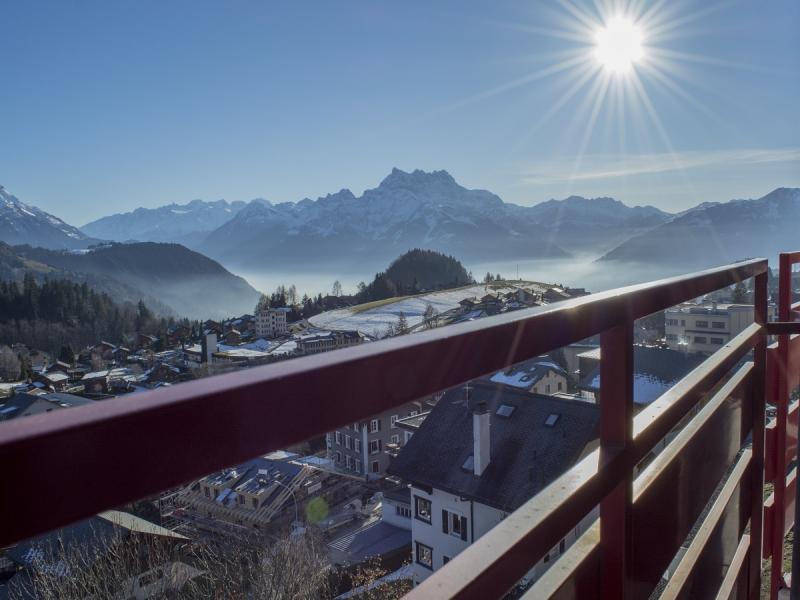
[0,256,795,600]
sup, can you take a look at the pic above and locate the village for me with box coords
[0,279,772,597]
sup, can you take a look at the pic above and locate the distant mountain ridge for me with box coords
[81,198,249,248]
[13,242,261,319]
[0,186,100,250]
[599,187,800,268]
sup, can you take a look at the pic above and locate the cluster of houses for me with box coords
[1,285,765,597]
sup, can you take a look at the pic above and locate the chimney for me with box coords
[473,399,491,476]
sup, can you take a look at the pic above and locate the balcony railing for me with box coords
[1,253,799,599]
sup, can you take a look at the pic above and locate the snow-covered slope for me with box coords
[0,186,98,250]
[600,187,800,267]
[81,199,248,247]
[201,169,570,268]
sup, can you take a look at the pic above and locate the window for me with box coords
[354,439,361,452]
[416,542,433,570]
[335,451,341,463]
[710,337,724,345]
[694,336,707,344]
[695,320,709,328]
[681,320,686,326]
[496,404,515,417]
[335,431,342,445]
[370,419,380,433]
[391,434,400,444]
[442,509,468,541]
[346,455,353,469]
[345,435,351,450]
[369,439,381,454]
[414,496,432,523]
[666,333,677,341]
[252,498,258,508]
[546,383,551,393]
[396,505,411,518]
[371,460,380,473]
[558,381,563,391]
[354,459,361,473]
[390,414,399,428]
[559,539,566,554]
[712,321,726,329]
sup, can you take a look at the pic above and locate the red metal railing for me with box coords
[764,251,800,597]
[1,255,799,599]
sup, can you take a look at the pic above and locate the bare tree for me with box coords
[0,345,21,381]
[287,284,298,306]
[423,303,437,329]
[332,280,343,297]
[90,351,105,372]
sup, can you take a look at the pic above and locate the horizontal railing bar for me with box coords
[0,259,767,547]
[659,448,752,600]
[408,332,759,599]
[780,251,800,263]
[714,533,750,600]
[766,322,800,335]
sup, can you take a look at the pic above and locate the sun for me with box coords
[594,17,644,74]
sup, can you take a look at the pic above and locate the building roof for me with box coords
[388,382,599,513]
[578,345,706,405]
[394,412,429,431]
[328,519,411,565]
[0,393,94,421]
[488,358,566,389]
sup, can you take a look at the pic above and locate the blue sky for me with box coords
[1,0,798,224]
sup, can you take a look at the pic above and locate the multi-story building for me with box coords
[326,397,436,479]
[664,302,774,355]
[254,307,289,339]
[388,382,599,588]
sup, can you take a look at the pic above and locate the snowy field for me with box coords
[309,283,546,337]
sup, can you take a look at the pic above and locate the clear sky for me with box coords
[1,0,799,224]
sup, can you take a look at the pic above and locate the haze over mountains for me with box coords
[0,170,797,313]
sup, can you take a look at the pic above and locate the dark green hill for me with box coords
[385,249,471,292]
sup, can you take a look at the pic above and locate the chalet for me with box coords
[221,329,242,345]
[203,320,223,336]
[33,371,71,392]
[82,369,111,394]
[136,334,159,350]
[145,362,182,384]
[487,357,568,395]
[543,287,571,303]
[389,382,599,587]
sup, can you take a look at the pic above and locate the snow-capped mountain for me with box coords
[0,186,98,249]
[525,195,672,252]
[201,168,572,268]
[81,199,248,248]
[600,187,800,268]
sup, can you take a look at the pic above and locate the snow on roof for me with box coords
[82,370,110,380]
[43,372,69,382]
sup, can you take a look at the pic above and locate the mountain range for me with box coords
[599,187,800,269]
[78,169,673,268]
[1,172,798,308]
[1,186,100,250]
[81,199,248,248]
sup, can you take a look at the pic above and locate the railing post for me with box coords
[600,322,634,600]
[752,270,767,599]
[771,255,792,598]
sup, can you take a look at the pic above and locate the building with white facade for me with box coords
[664,302,774,355]
[388,382,600,588]
[254,307,289,339]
